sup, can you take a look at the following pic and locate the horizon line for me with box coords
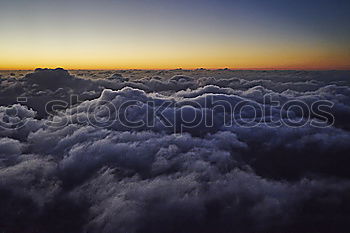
[1,67,350,71]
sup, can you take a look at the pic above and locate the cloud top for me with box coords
[0,68,350,233]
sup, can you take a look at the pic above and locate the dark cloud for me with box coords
[0,68,350,232]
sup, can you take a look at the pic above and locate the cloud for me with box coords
[0,68,350,232]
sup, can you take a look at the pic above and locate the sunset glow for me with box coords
[1,0,349,70]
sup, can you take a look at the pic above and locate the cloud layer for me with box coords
[0,68,350,233]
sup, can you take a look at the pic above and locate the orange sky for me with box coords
[1,0,349,70]
[1,41,349,70]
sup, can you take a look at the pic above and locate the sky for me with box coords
[0,0,349,70]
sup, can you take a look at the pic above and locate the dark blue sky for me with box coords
[1,0,349,69]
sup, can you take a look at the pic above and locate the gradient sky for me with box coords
[1,0,349,70]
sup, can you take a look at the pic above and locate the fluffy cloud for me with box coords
[0,68,350,232]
